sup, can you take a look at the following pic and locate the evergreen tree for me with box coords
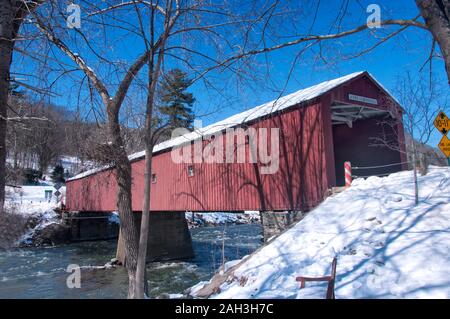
[159,69,195,133]
[23,168,42,185]
[51,164,65,183]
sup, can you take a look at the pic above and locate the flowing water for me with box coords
[0,224,262,298]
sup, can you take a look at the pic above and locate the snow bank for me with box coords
[4,185,64,246]
[200,167,450,299]
[185,211,260,227]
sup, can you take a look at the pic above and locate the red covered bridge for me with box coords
[66,71,406,214]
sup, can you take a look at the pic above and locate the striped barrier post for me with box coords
[344,161,352,187]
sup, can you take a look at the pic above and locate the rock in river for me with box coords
[31,223,71,246]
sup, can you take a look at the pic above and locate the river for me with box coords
[0,224,262,298]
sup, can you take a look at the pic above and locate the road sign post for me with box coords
[434,111,450,166]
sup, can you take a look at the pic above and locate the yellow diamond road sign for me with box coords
[438,135,450,158]
[434,111,450,135]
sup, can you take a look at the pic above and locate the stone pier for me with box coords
[116,212,194,264]
[62,211,119,241]
[260,211,308,242]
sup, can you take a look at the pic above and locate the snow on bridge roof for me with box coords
[68,71,394,182]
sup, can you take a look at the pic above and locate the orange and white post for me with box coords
[344,161,352,187]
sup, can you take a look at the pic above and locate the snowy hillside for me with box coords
[58,156,97,177]
[4,185,65,245]
[5,185,65,214]
[193,167,450,299]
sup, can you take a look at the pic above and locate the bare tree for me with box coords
[7,98,65,176]
[29,1,157,298]
[416,0,450,83]
[29,104,65,172]
[85,0,285,298]
[133,1,168,299]
[371,73,448,204]
[193,1,449,84]
[0,0,45,214]
[127,0,293,298]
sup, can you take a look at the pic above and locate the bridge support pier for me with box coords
[62,211,119,241]
[116,212,194,264]
[260,211,307,242]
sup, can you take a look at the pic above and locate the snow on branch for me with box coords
[0,115,49,122]
[30,12,111,104]
[88,1,166,17]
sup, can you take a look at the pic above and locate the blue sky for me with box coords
[198,0,447,148]
[13,0,449,147]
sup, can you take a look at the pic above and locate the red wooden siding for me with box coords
[66,101,329,212]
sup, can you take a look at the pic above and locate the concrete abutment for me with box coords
[116,211,194,264]
[260,211,308,242]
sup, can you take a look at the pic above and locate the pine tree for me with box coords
[159,69,195,133]
[51,164,65,183]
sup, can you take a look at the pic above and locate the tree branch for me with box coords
[193,16,427,82]
[88,1,166,17]
[32,13,111,104]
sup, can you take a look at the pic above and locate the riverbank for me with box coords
[1,186,61,248]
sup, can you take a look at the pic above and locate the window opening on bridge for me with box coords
[152,173,157,183]
[188,165,194,177]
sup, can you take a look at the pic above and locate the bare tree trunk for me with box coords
[416,0,450,83]
[135,54,160,298]
[0,0,44,214]
[107,113,139,299]
[34,7,152,296]
[0,2,17,215]
[412,143,419,205]
[135,145,152,298]
[135,3,171,298]
[221,223,226,269]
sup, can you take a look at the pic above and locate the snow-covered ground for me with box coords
[185,211,260,227]
[193,167,450,299]
[5,185,64,214]
[4,185,65,245]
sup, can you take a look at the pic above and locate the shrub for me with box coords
[23,168,42,185]
[0,209,28,250]
[51,164,66,183]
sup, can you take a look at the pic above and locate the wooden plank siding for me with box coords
[65,73,406,213]
[66,101,329,212]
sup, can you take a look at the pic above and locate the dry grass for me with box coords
[0,208,29,250]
